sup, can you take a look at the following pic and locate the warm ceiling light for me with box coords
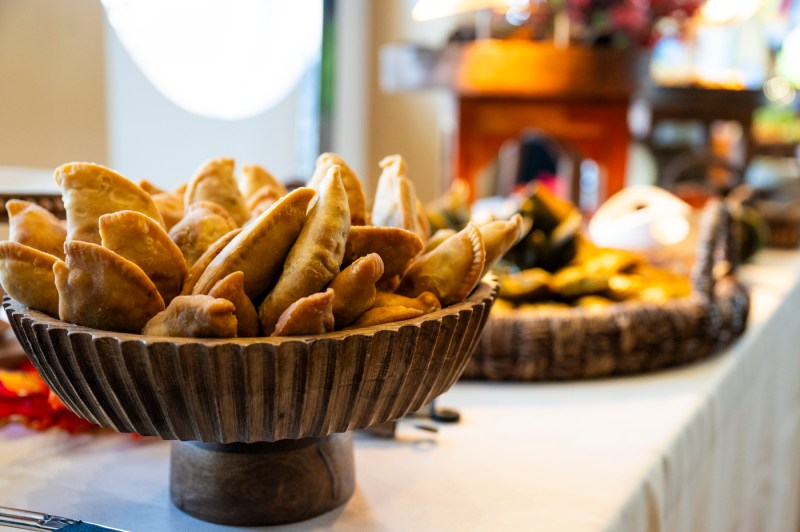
[102,0,322,121]
[699,0,764,25]
[411,0,514,21]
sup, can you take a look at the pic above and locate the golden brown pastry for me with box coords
[479,213,524,276]
[168,201,238,268]
[343,226,424,286]
[397,223,486,306]
[415,198,431,241]
[192,187,316,302]
[371,155,424,240]
[0,241,59,316]
[180,228,242,296]
[239,163,287,199]
[273,289,335,336]
[307,153,367,225]
[54,241,165,333]
[151,192,185,231]
[425,228,456,253]
[54,162,165,244]
[138,179,166,195]
[6,199,67,259]
[328,253,384,328]
[259,167,350,334]
[99,210,187,305]
[208,271,259,337]
[246,186,281,219]
[184,158,250,226]
[142,295,237,338]
[347,306,423,329]
[372,291,441,314]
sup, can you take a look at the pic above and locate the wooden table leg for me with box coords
[170,433,355,526]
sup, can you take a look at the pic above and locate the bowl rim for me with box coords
[3,278,497,347]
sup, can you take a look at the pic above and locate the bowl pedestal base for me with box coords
[169,432,355,526]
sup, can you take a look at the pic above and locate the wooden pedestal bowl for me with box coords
[3,280,496,526]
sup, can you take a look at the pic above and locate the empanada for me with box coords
[329,253,384,328]
[151,192,185,231]
[425,228,456,253]
[185,157,249,226]
[308,153,367,225]
[192,187,316,302]
[246,186,281,219]
[479,213,524,276]
[273,289,335,336]
[258,167,350,334]
[0,241,59,316]
[99,210,187,305]
[181,228,242,296]
[169,201,238,268]
[343,226,423,285]
[6,199,66,259]
[371,155,423,239]
[142,295,237,338]
[372,291,441,314]
[239,163,286,199]
[54,241,165,333]
[208,271,259,337]
[54,162,165,244]
[397,223,485,306]
[347,305,423,329]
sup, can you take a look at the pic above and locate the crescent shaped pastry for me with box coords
[142,295,237,338]
[372,291,441,314]
[239,163,287,199]
[273,289,335,337]
[208,271,259,337]
[180,228,242,296]
[169,201,238,268]
[329,253,384,328]
[343,226,424,285]
[0,241,59,317]
[371,155,423,239]
[397,223,486,306]
[99,210,188,305]
[6,199,67,259]
[55,241,165,333]
[258,167,350,335]
[347,305,423,329]
[308,153,367,226]
[479,213,524,276]
[54,162,165,244]
[246,185,281,219]
[425,228,457,253]
[192,187,316,303]
[151,192,185,231]
[185,157,249,226]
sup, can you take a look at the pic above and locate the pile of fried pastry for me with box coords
[0,154,521,338]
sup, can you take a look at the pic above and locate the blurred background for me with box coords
[1,0,799,209]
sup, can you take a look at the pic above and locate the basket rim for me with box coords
[3,278,497,347]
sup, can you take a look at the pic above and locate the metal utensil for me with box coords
[0,506,127,531]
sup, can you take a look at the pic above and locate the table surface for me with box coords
[0,250,798,532]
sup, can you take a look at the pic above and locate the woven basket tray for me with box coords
[464,200,750,381]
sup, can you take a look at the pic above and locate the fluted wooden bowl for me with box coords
[3,280,496,443]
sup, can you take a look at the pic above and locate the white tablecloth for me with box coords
[0,250,798,532]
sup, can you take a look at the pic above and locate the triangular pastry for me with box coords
[308,153,367,226]
[258,167,350,334]
[142,295,237,338]
[184,157,249,226]
[55,241,165,333]
[0,241,59,317]
[168,201,238,268]
[328,253,384,328]
[397,222,485,306]
[192,187,316,302]
[54,162,164,244]
[479,213,524,276]
[208,271,259,337]
[273,289,335,336]
[6,199,67,259]
[371,155,424,240]
[99,210,187,305]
